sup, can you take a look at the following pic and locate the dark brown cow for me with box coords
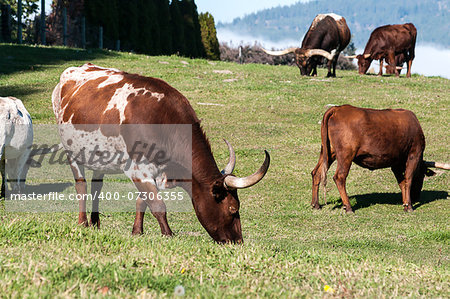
[52,63,270,243]
[262,13,351,77]
[385,53,406,75]
[348,23,416,77]
[311,105,448,213]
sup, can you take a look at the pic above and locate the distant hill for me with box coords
[217,0,450,48]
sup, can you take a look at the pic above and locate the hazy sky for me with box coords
[195,0,306,23]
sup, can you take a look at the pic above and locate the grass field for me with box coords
[0,44,449,298]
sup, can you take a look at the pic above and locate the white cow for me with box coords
[0,96,33,197]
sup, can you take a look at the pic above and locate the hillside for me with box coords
[217,0,450,48]
[0,44,449,297]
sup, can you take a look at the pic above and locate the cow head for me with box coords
[293,49,311,75]
[193,140,270,244]
[261,47,333,76]
[355,54,372,74]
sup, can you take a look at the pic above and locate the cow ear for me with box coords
[211,178,227,202]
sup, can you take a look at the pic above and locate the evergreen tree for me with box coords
[191,0,204,57]
[169,0,184,55]
[180,0,195,56]
[179,0,204,57]
[199,12,219,60]
[155,0,171,54]
[118,0,139,51]
[85,0,119,47]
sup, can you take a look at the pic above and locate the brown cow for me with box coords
[385,53,406,75]
[262,13,351,77]
[348,23,416,77]
[52,63,270,243]
[311,105,448,213]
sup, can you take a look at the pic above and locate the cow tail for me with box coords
[320,107,334,205]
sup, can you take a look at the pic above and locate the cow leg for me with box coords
[67,157,88,226]
[406,58,413,78]
[5,158,20,194]
[331,56,338,77]
[90,171,104,228]
[378,59,383,76]
[132,196,147,235]
[326,59,333,77]
[311,147,335,209]
[333,156,353,213]
[0,154,5,198]
[13,148,32,193]
[132,180,173,236]
[392,166,408,209]
[402,158,421,212]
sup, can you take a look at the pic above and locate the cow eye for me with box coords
[229,206,238,215]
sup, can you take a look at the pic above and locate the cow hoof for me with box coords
[343,207,354,214]
[161,230,174,237]
[404,207,414,213]
[311,204,321,210]
[131,229,143,236]
[78,220,89,227]
[90,220,100,229]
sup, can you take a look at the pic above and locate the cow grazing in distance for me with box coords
[347,23,416,77]
[52,63,270,243]
[262,13,351,77]
[385,53,406,75]
[311,105,449,213]
[0,96,33,197]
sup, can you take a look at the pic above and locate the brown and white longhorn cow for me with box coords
[311,105,449,213]
[52,63,270,243]
[347,23,416,77]
[262,13,351,77]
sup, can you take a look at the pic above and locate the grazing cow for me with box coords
[348,23,416,77]
[311,105,448,213]
[385,53,406,75]
[52,63,270,243]
[0,96,33,197]
[262,13,351,77]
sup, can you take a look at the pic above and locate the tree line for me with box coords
[0,0,221,60]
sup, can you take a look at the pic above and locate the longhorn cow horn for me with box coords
[261,47,297,56]
[221,139,236,175]
[306,49,333,60]
[344,55,358,59]
[424,161,450,170]
[224,150,270,189]
[363,53,371,59]
[383,65,406,70]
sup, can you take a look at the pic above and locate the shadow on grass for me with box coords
[0,84,46,99]
[332,190,448,211]
[0,44,119,76]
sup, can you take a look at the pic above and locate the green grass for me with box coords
[0,44,449,297]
